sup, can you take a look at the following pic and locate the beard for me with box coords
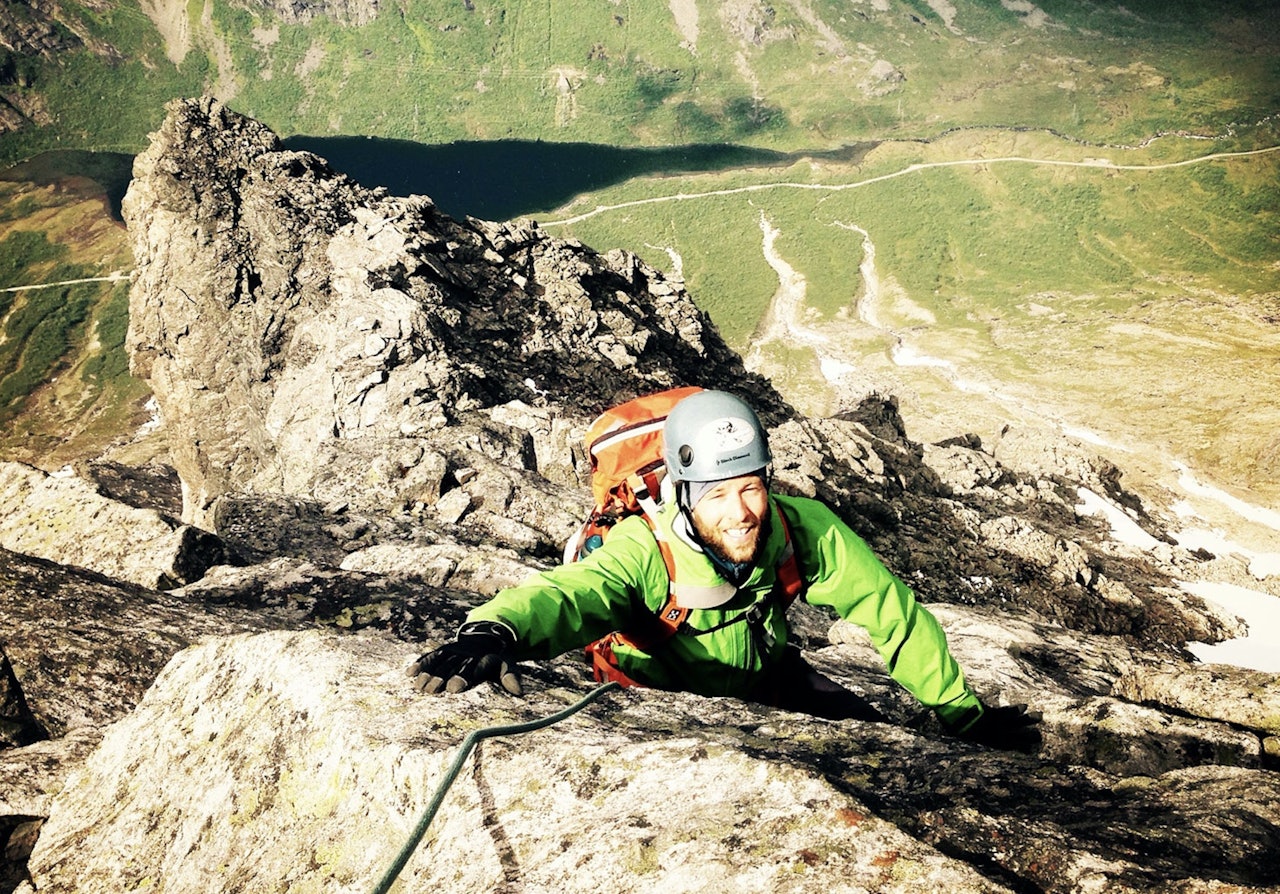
[692,512,764,567]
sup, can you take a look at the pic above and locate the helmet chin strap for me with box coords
[673,482,703,547]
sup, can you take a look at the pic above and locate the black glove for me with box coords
[953,703,1042,753]
[409,621,523,696]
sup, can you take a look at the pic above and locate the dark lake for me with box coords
[284,136,872,220]
[3,139,873,223]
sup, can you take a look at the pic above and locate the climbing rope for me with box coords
[370,681,621,894]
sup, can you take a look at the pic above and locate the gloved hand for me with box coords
[409,620,523,696]
[954,702,1042,753]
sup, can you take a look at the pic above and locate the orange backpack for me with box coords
[565,387,804,687]
[563,385,703,564]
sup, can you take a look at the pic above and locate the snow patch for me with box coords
[1181,580,1280,672]
[1080,486,1280,672]
[820,357,857,382]
[1075,488,1162,551]
[1174,463,1280,533]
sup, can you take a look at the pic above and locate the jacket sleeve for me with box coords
[465,516,667,661]
[780,496,983,728]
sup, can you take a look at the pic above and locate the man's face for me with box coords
[690,474,769,565]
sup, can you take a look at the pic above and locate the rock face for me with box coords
[0,0,124,133]
[3,97,1280,892]
[29,632,1012,894]
[0,2,74,60]
[123,96,769,531]
[23,628,1280,894]
[264,0,380,26]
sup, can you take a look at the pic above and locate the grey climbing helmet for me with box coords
[663,390,771,488]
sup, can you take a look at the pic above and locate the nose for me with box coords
[725,492,757,523]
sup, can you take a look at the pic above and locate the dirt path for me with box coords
[543,144,1280,228]
[136,0,238,98]
[137,0,191,66]
[0,272,129,293]
[668,0,699,52]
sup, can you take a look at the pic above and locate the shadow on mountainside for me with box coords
[283,135,874,220]
[0,151,134,221]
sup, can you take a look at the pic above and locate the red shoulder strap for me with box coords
[612,517,688,652]
[773,505,804,608]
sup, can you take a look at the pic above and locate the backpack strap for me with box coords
[625,460,665,520]
[585,503,806,686]
[565,461,666,566]
[609,518,690,646]
[585,632,651,687]
[773,504,804,608]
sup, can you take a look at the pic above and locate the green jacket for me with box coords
[468,493,981,728]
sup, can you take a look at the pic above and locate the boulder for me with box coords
[0,547,268,740]
[123,96,777,528]
[0,461,223,589]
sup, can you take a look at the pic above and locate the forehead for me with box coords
[703,473,767,496]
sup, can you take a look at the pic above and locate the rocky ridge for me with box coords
[1,97,1278,892]
[0,4,75,132]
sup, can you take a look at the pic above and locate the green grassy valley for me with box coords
[4,0,1278,161]
[0,156,147,466]
[1,0,1278,545]
[539,129,1280,512]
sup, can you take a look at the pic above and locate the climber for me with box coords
[410,389,1041,752]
